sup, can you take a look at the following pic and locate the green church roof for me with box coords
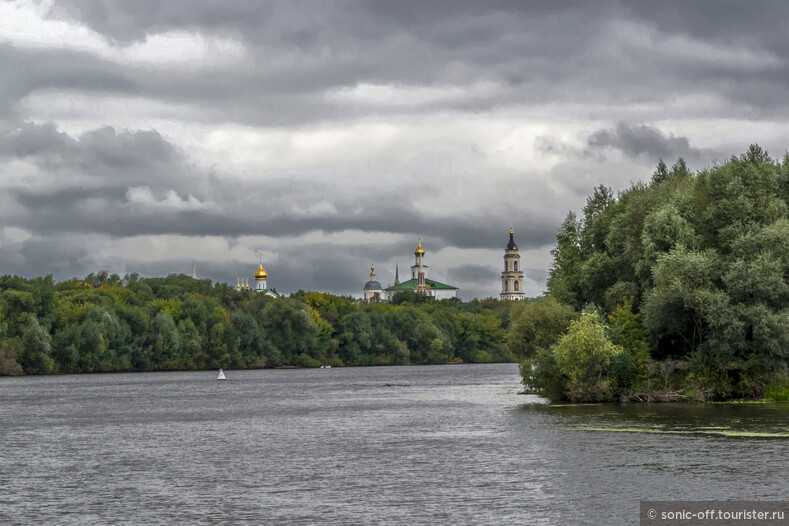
[385,278,458,291]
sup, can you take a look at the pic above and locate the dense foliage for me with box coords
[516,146,789,401]
[0,272,514,375]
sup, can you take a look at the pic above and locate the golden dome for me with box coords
[414,236,425,257]
[255,263,267,280]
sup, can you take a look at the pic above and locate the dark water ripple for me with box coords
[1,364,787,525]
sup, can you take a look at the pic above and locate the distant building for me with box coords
[238,255,280,297]
[362,264,384,302]
[500,226,525,300]
[383,237,458,300]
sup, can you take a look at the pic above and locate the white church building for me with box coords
[362,237,458,301]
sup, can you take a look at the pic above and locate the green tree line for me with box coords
[510,145,789,402]
[0,272,514,375]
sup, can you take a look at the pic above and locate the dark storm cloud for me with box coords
[524,267,547,284]
[446,264,500,283]
[18,0,785,126]
[623,1,789,48]
[48,1,589,45]
[0,122,72,158]
[0,44,136,116]
[587,123,716,166]
[14,186,125,211]
[10,179,556,253]
[0,237,91,278]
[0,121,556,252]
[274,243,379,295]
[48,1,275,43]
[0,123,188,185]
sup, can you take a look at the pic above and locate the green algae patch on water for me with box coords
[551,426,687,435]
[549,426,789,439]
[546,403,603,407]
[713,430,789,438]
[709,399,779,405]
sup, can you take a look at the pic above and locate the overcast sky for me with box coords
[1,0,789,299]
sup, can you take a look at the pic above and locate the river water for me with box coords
[1,363,787,524]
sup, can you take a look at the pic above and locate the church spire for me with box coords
[507,225,518,250]
[394,263,400,285]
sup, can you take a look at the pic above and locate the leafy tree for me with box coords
[642,246,729,359]
[1,289,35,337]
[178,318,204,369]
[0,340,23,376]
[20,316,54,374]
[52,324,81,373]
[508,296,577,360]
[547,311,623,402]
[651,159,669,184]
[259,299,319,363]
[547,212,583,308]
[390,290,433,305]
[149,311,183,369]
[608,297,649,365]
[608,297,650,390]
[539,146,789,399]
[580,184,615,255]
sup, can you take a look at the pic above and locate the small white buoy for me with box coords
[217,368,226,380]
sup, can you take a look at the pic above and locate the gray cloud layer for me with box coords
[587,122,718,167]
[12,1,784,125]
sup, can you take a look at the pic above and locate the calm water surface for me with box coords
[1,364,788,524]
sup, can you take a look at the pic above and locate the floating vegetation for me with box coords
[549,426,789,439]
[707,399,778,405]
[716,430,789,438]
[547,403,604,407]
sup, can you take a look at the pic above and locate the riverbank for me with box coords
[0,358,514,378]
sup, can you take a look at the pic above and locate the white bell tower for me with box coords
[501,226,525,300]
